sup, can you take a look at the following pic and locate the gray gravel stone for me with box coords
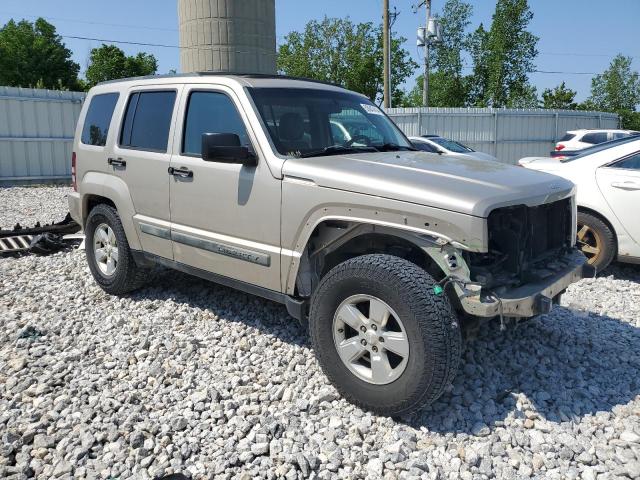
[1,186,639,479]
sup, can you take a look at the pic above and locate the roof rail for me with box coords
[97,72,344,88]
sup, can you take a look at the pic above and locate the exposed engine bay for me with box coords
[464,198,574,292]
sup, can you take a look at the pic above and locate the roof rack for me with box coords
[98,72,343,88]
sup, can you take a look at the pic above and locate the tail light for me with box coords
[71,152,77,191]
[555,144,565,151]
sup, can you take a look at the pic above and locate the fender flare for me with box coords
[283,209,475,296]
[80,172,142,250]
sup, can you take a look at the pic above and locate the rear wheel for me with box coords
[85,204,149,295]
[576,211,616,273]
[309,254,461,416]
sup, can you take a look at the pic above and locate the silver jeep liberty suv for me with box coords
[68,73,593,416]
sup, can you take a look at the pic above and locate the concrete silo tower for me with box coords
[178,0,276,74]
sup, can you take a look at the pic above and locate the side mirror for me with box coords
[201,133,257,166]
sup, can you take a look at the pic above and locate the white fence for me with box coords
[0,87,84,184]
[0,87,621,184]
[385,107,620,164]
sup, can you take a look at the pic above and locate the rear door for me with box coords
[111,86,182,259]
[596,151,640,244]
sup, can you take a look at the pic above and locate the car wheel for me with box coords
[576,211,616,273]
[85,204,149,295]
[309,254,461,416]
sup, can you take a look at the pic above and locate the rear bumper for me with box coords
[458,250,594,318]
[68,192,81,227]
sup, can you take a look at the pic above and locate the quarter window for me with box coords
[120,91,176,152]
[182,91,250,156]
[612,152,640,170]
[81,93,119,146]
[581,132,608,145]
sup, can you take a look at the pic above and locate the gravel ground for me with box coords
[1,186,639,480]
[0,186,73,230]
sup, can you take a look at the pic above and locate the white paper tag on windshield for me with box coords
[361,103,383,115]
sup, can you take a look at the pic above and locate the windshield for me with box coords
[561,135,640,162]
[429,137,474,153]
[248,87,414,157]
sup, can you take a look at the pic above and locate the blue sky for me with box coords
[0,0,638,101]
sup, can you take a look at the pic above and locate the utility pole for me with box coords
[414,0,439,107]
[383,0,391,109]
[423,0,431,107]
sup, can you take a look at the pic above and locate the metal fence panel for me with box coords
[0,89,622,182]
[0,87,84,183]
[385,107,619,164]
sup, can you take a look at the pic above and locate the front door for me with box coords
[168,85,282,292]
[596,151,640,245]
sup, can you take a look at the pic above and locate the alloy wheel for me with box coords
[577,223,602,265]
[93,223,119,276]
[332,294,409,385]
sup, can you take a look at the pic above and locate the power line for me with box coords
[0,11,178,32]
[62,35,181,49]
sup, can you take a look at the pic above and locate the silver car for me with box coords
[410,135,497,162]
[69,74,591,416]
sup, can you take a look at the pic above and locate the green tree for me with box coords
[401,0,473,108]
[430,0,473,106]
[586,54,640,129]
[0,18,80,90]
[469,0,539,107]
[277,17,417,104]
[467,23,491,106]
[540,82,578,109]
[84,44,158,89]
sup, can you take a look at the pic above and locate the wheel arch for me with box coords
[288,219,450,299]
[80,172,141,250]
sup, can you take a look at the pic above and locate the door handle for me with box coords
[168,166,193,178]
[107,157,126,168]
[611,181,640,191]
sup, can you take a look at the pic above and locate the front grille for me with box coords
[466,198,573,288]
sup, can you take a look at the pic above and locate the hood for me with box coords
[461,151,498,162]
[519,156,565,172]
[283,151,574,217]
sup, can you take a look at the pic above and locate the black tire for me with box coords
[309,254,462,416]
[85,204,149,295]
[577,211,616,273]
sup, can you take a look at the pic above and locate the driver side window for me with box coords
[182,91,250,156]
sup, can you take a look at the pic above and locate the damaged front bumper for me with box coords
[456,250,594,318]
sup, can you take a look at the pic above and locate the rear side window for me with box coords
[612,152,640,170]
[120,91,176,152]
[182,91,249,156]
[559,133,575,142]
[81,93,119,146]
[581,132,608,145]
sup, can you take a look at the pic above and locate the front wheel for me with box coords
[576,211,616,273]
[309,254,461,416]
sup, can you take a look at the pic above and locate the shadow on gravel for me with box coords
[599,261,640,281]
[129,264,639,434]
[404,306,640,434]
[127,267,309,346]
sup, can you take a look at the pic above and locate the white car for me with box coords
[555,129,638,152]
[520,136,640,271]
[409,136,497,161]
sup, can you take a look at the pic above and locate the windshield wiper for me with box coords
[299,145,378,158]
[374,143,418,152]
